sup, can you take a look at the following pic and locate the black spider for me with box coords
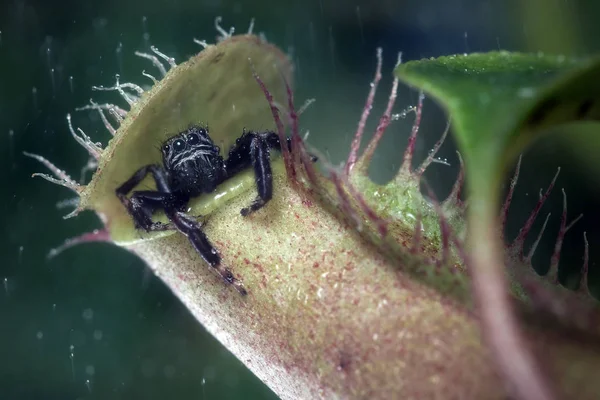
[115,126,294,295]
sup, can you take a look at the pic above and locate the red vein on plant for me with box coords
[280,70,302,169]
[421,180,451,267]
[345,179,388,237]
[500,154,522,233]
[470,212,555,400]
[329,169,361,229]
[400,92,425,174]
[548,189,583,283]
[251,62,294,179]
[359,53,402,172]
[524,213,551,263]
[277,75,321,187]
[580,232,589,295]
[444,151,465,208]
[411,212,423,255]
[415,119,451,177]
[345,47,382,175]
[511,167,560,251]
[47,229,111,259]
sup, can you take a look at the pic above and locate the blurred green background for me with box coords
[1,0,599,399]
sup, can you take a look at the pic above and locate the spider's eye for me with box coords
[173,139,185,151]
[163,144,170,152]
[187,133,200,145]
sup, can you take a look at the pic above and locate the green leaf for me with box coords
[395,51,600,400]
[395,52,600,193]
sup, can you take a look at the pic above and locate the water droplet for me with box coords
[85,365,95,376]
[163,365,176,379]
[328,25,336,71]
[142,16,150,46]
[32,87,38,112]
[518,87,536,98]
[49,68,56,95]
[141,359,157,378]
[70,344,76,380]
[82,308,94,321]
[116,42,123,73]
[36,331,43,339]
[8,129,15,169]
[93,330,103,340]
[69,76,74,93]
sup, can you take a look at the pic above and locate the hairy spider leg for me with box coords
[125,190,178,231]
[115,165,174,231]
[115,164,221,266]
[169,211,245,294]
[225,131,283,216]
[167,211,221,266]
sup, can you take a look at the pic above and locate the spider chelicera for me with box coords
[115,126,295,295]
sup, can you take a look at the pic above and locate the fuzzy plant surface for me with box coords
[26,23,600,400]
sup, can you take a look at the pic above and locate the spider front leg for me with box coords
[168,211,220,266]
[168,211,247,295]
[115,165,175,231]
[116,165,219,260]
[117,161,246,295]
[225,130,284,216]
[141,213,208,232]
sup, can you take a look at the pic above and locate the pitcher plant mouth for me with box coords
[24,16,600,400]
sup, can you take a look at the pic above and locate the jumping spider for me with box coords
[116,126,295,295]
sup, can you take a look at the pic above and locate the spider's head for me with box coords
[161,126,216,165]
[161,126,224,194]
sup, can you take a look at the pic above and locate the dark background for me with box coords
[1,0,599,399]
